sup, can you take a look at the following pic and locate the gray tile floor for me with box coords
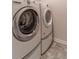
[41,41,67,59]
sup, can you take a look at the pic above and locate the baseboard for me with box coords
[54,37,67,45]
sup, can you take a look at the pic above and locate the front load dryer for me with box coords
[12,0,41,59]
[40,2,54,55]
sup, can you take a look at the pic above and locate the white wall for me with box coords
[44,0,67,41]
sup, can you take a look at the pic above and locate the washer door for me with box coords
[13,7,39,42]
[43,8,52,27]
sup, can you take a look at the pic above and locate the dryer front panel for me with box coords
[42,8,53,39]
[41,3,54,55]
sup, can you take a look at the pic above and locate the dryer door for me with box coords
[43,8,52,27]
[13,7,39,42]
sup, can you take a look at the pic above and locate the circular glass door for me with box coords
[44,9,52,27]
[19,9,37,34]
[13,8,39,42]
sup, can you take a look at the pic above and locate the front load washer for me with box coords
[40,2,54,55]
[12,0,41,59]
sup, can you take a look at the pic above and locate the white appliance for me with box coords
[12,0,41,59]
[40,1,54,55]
